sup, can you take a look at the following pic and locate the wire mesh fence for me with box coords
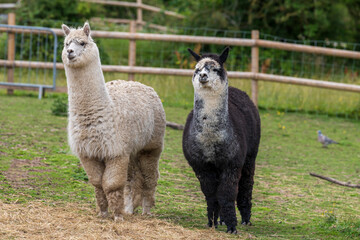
[0,24,57,95]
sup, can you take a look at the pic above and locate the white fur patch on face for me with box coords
[66,41,85,58]
[196,58,220,69]
[192,58,226,96]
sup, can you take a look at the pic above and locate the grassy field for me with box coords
[0,89,360,239]
[1,66,360,118]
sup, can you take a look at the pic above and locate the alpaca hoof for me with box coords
[241,221,252,226]
[142,200,153,216]
[98,211,108,218]
[206,222,213,228]
[124,209,133,215]
[142,211,153,216]
[114,214,124,222]
[226,227,237,234]
[142,206,152,216]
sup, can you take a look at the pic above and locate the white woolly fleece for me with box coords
[62,26,166,160]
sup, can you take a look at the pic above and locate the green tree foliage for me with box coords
[15,0,99,27]
[172,0,359,42]
[10,0,360,43]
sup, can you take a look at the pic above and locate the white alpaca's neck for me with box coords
[65,58,111,110]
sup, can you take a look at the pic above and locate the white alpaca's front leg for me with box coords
[103,156,129,221]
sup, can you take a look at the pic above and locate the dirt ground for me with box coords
[2,158,49,189]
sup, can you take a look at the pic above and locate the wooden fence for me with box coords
[82,0,184,32]
[1,18,360,105]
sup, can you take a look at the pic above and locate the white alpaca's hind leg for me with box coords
[142,197,153,215]
[124,186,134,214]
[137,147,161,215]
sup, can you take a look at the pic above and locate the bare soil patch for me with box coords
[3,158,49,189]
[0,200,251,239]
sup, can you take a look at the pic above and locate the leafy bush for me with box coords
[51,95,68,116]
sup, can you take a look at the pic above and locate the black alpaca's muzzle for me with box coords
[199,73,209,84]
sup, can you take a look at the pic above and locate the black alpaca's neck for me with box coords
[193,88,229,130]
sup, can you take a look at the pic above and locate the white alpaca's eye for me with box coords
[80,42,85,46]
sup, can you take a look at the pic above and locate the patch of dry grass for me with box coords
[0,200,253,240]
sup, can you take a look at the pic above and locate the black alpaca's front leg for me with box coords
[217,168,241,234]
[213,201,221,228]
[197,171,219,228]
[205,196,218,227]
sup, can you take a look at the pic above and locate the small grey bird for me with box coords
[317,130,338,148]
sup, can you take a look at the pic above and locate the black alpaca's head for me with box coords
[188,47,229,95]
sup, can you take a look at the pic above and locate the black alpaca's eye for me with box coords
[213,68,220,72]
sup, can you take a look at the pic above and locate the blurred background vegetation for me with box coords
[0,0,360,118]
[7,0,360,43]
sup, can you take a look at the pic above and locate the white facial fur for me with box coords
[66,39,85,59]
[61,24,97,68]
[192,58,226,97]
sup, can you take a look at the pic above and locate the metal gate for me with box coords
[0,24,58,99]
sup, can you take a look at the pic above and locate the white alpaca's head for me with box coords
[62,22,99,68]
[188,47,229,97]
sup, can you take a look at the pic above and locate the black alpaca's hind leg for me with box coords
[213,201,220,228]
[219,212,225,225]
[237,160,255,225]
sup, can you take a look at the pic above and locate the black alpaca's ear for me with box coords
[219,47,230,64]
[188,48,201,62]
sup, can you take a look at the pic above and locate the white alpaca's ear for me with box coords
[83,22,91,37]
[62,24,71,36]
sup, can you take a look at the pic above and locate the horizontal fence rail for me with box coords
[79,0,185,19]
[1,24,360,104]
[3,27,360,59]
[1,59,360,94]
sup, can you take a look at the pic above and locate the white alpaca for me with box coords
[61,22,166,220]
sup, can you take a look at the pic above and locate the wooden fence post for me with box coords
[251,30,259,107]
[128,21,136,81]
[7,12,15,95]
[136,0,143,30]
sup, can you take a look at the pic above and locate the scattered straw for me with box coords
[0,200,251,239]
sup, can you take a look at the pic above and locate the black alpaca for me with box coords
[182,47,261,234]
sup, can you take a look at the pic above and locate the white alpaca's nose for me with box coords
[67,48,76,60]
